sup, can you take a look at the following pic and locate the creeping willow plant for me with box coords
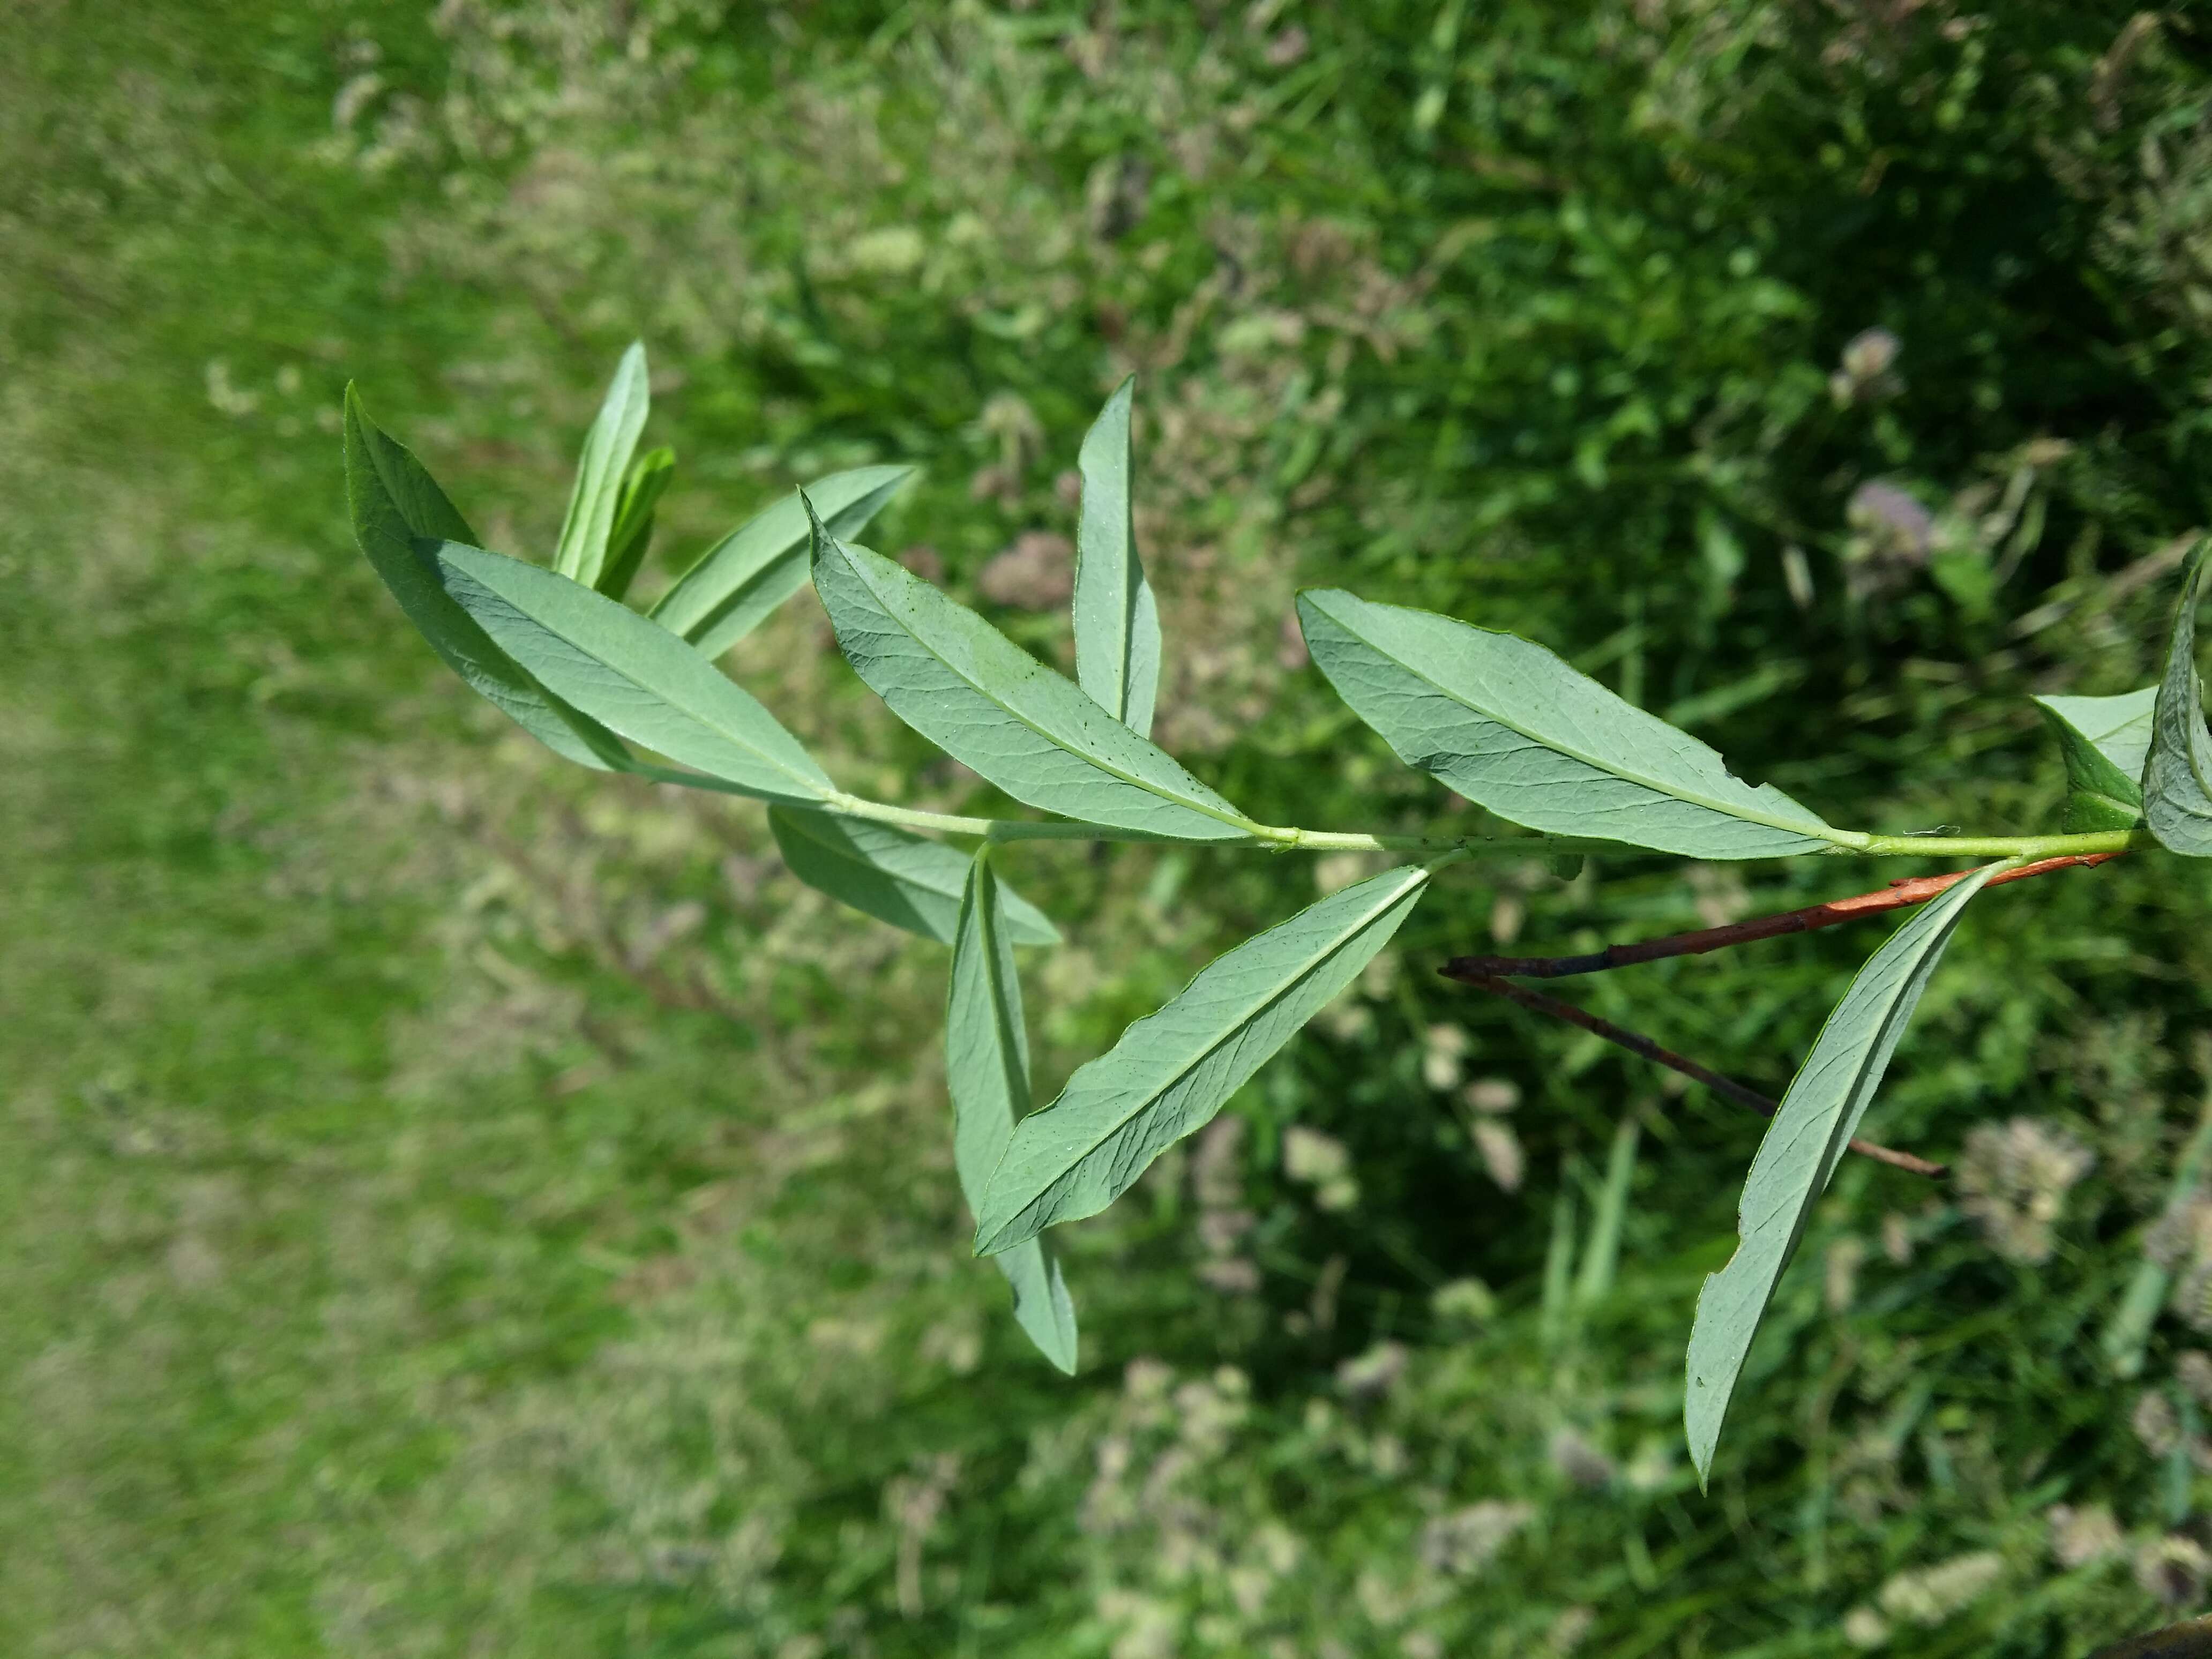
[346,345,2206,1484]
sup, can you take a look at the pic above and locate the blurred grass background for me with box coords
[6,2,2212,1654]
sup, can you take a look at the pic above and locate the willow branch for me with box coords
[1444,852,2125,983]
[1440,969,1947,1178]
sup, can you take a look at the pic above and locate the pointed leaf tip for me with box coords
[651,466,910,656]
[554,342,652,588]
[948,853,1079,1371]
[974,863,1430,1255]
[1072,375,1161,738]
[811,522,1252,840]
[343,390,629,771]
[1297,588,1845,858]
[1683,861,2000,1483]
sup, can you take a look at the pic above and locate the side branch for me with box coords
[1444,852,2124,982]
[1441,969,1947,1178]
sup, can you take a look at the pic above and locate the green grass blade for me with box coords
[428,541,834,805]
[1684,861,2001,1485]
[1072,377,1162,737]
[342,386,629,771]
[553,341,650,588]
[595,446,676,603]
[809,505,1253,842]
[768,807,1059,946]
[948,853,1078,1373]
[1573,1120,1640,1308]
[651,466,912,655]
[974,864,1430,1255]
[1296,588,1846,858]
[2146,546,2212,856]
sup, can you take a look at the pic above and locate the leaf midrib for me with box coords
[990,869,1425,1231]
[1738,878,1983,1266]
[1328,600,1844,846]
[846,542,1251,835]
[467,551,827,795]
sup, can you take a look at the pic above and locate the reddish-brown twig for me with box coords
[1444,852,2125,983]
[1442,970,1948,1178]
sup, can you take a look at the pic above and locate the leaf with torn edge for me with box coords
[1683,861,2000,1485]
[429,542,833,806]
[811,511,1253,841]
[343,386,627,771]
[974,864,1430,1256]
[949,853,1078,1372]
[769,807,1059,946]
[1297,588,1849,858]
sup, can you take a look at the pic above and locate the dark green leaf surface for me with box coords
[947,854,1078,1372]
[811,513,1253,841]
[651,466,911,656]
[974,864,1431,1256]
[342,387,627,771]
[429,542,833,805]
[768,808,1059,946]
[1297,588,1845,857]
[596,445,675,603]
[1072,377,1161,737]
[2146,549,2212,857]
[552,341,649,588]
[1684,862,2000,1484]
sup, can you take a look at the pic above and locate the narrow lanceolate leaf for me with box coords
[1297,589,1849,858]
[949,854,1079,1372]
[975,864,1431,1255]
[1684,862,2001,1485]
[342,386,628,771]
[596,445,676,603]
[1072,377,1162,737]
[811,512,1254,841]
[2146,547,2212,857]
[554,341,651,588]
[2033,685,2156,832]
[651,466,912,656]
[768,807,1059,947]
[429,542,834,806]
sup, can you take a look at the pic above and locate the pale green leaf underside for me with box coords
[1684,862,2000,1483]
[554,341,650,589]
[342,387,627,772]
[1297,589,1845,858]
[768,807,1060,947]
[2032,686,2155,833]
[429,542,833,806]
[811,518,1252,841]
[652,466,911,657]
[948,855,1078,1372]
[975,864,1430,1256]
[1072,377,1162,737]
[2146,548,2212,857]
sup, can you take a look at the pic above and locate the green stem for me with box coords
[1848,828,2154,859]
[811,791,2158,863]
